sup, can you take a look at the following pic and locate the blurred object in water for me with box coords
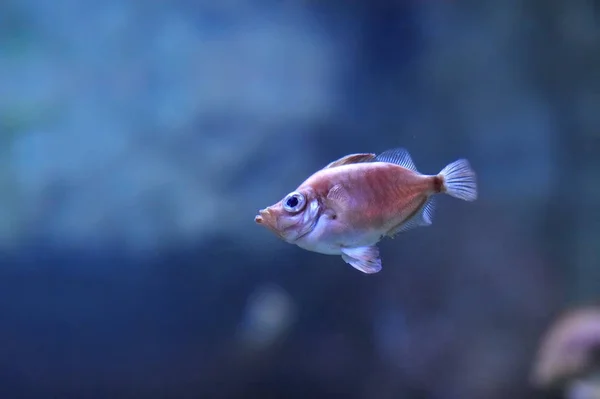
[566,378,600,399]
[236,283,296,350]
[531,306,600,396]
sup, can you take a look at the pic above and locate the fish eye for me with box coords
[283,192,306,213]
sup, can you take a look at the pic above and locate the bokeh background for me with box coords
[1,0,599,398]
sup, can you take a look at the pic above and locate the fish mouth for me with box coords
[255,208,288,239]
[254,208,267,225]
[254,206,315,243]
[255,208,274,228]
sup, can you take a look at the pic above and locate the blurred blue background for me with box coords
[1,0,599,398]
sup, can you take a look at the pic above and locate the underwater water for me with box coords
[1,0,599,398]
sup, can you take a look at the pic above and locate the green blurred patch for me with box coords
[1,109,29,144]
[0,102,62,246]
[0,104,63,143]
[0,155,24,247]
[0,1,38,60]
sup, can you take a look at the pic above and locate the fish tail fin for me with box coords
[437,159,478,201]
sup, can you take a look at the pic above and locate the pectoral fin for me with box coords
[340,246,382,274]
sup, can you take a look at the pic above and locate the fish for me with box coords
[254,147,478,274]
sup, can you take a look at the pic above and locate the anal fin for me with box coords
[340,246,382,274]
[387,196,435,237]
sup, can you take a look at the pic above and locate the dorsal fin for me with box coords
[374,147,418,172]
[324,153,376,169]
